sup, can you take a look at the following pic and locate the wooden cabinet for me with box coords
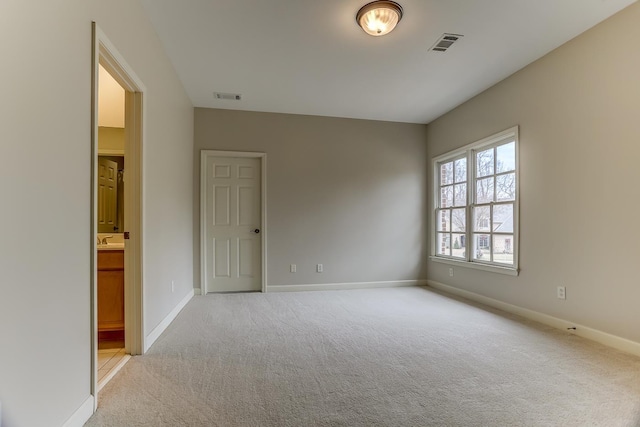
[98,250,124,341]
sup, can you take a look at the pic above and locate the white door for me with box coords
[204,156,262,293]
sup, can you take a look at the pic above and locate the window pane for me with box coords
[496,142,515,173]
[496,173,516,201]
[452,208,465,232]
[437,233,450,256]
[473,206,490,232]
[493,235,514,265]
[473,234,490,260]
[437,209,450,232]
[476,177,494,204]
[476,148,494,177]
[441,186,453,208]
[451,233,465,259]
[453,183,467,207]
[440,162,453,185]
[454,158,467,183]
[493,204,513,233]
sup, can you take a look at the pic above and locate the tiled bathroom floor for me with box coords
[98,348,130,390]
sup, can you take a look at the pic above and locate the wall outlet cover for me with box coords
[557,286,566,300]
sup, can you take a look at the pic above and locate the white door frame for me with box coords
[200,150,267,294]
[91,23,145,405]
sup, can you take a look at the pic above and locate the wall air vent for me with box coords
[429,33,464,53]
[214,92,242,101]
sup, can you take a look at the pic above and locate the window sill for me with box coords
[429,256,519,276]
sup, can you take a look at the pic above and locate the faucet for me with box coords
[101,235,114,245]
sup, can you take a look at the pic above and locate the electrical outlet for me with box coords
[317,264,323,273]
[171,280,175,293]
[557,286,566,300]
[449,267,454,277]
[290,264,296,273]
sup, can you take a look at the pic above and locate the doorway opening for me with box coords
[91,23,144,401]
[96,62,128,386]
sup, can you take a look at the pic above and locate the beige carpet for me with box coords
[85,287,640,426]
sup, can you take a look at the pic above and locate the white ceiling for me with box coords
[141,0,636,124]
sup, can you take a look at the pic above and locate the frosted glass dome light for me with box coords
[356,1,403,37]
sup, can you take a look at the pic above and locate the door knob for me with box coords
[254,229,260,234]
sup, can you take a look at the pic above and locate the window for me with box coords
[432,127,518,274]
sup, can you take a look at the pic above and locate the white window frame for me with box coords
[430,126,519,276]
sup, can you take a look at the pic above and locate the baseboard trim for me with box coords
[62,395,94,427]
[268,280,427,293]
[194,288,202,295]
[426,280,640,358]
[144,289,194,352]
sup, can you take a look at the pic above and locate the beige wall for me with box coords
[98,126,125,152]
[0,1,193,426]
[195,109,428,289]
[426,2,640,343]
[98,64,125,128]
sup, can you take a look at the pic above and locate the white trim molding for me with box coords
[62,396,95,427]
[144,290,194,352]
[268,280,427,293]
[426,280,640,358]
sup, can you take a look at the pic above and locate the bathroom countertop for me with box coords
[97,243,125,250]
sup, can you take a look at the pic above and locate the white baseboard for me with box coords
[62,395,94,427]
[194,288,202,295]
[426,280,640,358]
[268,280,427,293]
[144,289,194,352]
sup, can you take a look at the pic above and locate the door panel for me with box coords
[214,186,230,225]
[215,164,230,178]
[238,238,255,277]
[214,238,231,278]
[205,156,262,292]
[238,187,254,225]
[238,165,253,179]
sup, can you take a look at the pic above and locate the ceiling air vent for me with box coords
[214,92,242,101]
[429,33,464,53]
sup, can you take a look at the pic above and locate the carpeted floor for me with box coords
[85,287,640,426]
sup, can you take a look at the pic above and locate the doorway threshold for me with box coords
[97,348,131,391]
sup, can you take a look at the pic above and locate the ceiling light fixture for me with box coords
[356,1,403,37]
